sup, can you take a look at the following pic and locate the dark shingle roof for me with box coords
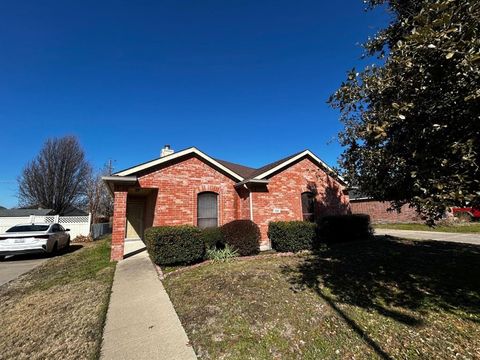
[215,150,308,180]
[248,150,306,179]
[0,208,54,217]
[213,159,256,179]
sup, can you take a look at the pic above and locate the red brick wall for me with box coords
[350,200,421,223]
[252,158,350,246]
[137,155,250,227]
[111,189,127,261]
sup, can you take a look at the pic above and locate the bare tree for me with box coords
[18,136,91,214]
[85,164,114,223]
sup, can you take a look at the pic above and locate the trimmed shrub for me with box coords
[144,225,204,266]
[268,221,317,252]
[201,227,224,250]
[220,220,260,256]
[318,214,373,244]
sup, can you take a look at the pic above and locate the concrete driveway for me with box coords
[375,228,480,246]
[0,254,48,286]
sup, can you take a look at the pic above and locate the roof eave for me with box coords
[113,147,244,181]
[102,176,138,195]
[234,179,270,187]
[252,150,347,186]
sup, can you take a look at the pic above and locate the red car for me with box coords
[452,207,480,221]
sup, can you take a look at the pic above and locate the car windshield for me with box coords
[6,225,50,232]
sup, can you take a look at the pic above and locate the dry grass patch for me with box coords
[164,238,480,359]
[0,238,115,360]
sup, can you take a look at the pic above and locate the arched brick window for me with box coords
[301,191,316,222]
[197,192,218,228]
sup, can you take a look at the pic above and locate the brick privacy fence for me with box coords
[350,200,422,223]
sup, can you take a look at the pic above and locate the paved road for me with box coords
[375,228,480,246]
[0,255,48,286]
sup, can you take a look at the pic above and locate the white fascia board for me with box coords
[253,150,346,185]
[114,147,244,181]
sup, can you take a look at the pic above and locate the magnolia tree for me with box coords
[329,0,480,222]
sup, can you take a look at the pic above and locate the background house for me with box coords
[349,189,422,223]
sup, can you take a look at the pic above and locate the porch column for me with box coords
[111,190,127,261]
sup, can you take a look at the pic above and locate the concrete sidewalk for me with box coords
[101,240,197,360]
[375,228,480,245]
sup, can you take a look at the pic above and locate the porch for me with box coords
[110,184,157,261]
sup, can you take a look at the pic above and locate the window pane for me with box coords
[301,192,316,222]
[198,192,218,229]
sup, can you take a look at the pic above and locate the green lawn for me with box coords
[164,238,480,359]
[374,222,480,233]
[0,237,116,360]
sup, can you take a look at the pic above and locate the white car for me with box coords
[0,223,71,260]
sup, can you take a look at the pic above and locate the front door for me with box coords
[126,201,144,239]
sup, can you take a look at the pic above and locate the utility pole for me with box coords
[106,159,115,175]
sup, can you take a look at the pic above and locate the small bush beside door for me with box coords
[144,225,204,266]
[145,220,261,266]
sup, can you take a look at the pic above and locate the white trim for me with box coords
[115,147,244,181]
[252,150,346,184]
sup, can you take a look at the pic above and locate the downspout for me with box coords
[249,189,254,221]
[242,184,254,221]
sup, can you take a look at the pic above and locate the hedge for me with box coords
[220,220,260,256]
[201,227,224,250]
[144,225,204,266]
[318,214,373,244]
[268,221,317,252]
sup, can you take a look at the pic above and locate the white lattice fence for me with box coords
[0,214,91,239]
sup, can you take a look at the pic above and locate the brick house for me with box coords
[104,146,350,261]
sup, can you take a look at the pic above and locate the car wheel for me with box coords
[65,238,71,250]
[50,242,58,257]
[455,211,473,222]
[0,255,5,261]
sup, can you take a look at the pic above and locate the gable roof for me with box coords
[114,147,245,181]
[112,147,345,186]
[252,150,345,184]
[248,150,305,179]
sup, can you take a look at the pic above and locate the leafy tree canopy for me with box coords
[329,0,480,222]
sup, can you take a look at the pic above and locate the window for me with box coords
[301,192,316,222]
[6,225,49,232]
[197,192,218,228]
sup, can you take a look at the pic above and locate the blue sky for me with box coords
[0,1,389,208]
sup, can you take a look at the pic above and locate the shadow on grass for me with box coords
[2,244,83,262]
[282,237,480,359]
